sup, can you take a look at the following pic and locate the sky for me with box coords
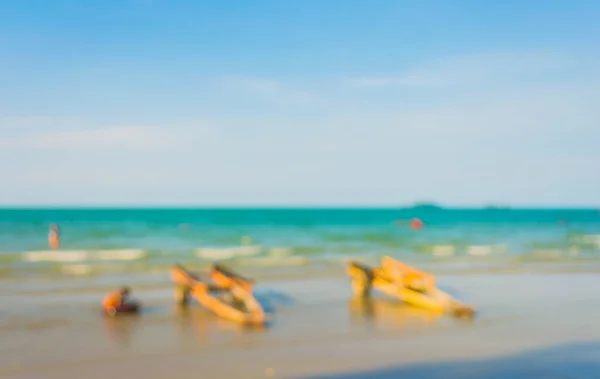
[0,0,599,207]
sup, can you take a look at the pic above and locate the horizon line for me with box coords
[0,204,598,210]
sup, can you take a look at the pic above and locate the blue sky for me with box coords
[1,0,599,206]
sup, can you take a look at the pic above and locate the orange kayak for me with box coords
[171,264,268,326]
[210,264,254,293]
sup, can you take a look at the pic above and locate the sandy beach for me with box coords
[1,269,600,379]
[1,0,598,373]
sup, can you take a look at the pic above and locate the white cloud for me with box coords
[0,116,84,132]
[341,50,585,90]
[0,118,222,151]
[0,125,176,150]
[217,75,314,105]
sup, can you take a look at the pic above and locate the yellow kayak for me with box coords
[346,256,475,319]
[171,264,268,326]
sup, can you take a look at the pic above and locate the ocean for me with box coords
[1,207,600,281]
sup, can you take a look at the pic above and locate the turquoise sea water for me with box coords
[1,207,600,278]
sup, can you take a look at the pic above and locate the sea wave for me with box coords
[60,264,94,276]
[23,249,146,263]
[0,235,596,281]
[572,234,600,248]
[235,256,310,267]
[413,244,507,257]
[467,244,508,256]
[195,245,262,261]
[4,252,600,283]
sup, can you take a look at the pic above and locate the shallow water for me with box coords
[1,207,599,283]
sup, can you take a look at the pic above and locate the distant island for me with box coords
[400,202,513,210]
[410,202,444,210]
[484,204,511,210]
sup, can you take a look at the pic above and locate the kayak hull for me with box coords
[347,257,475,318]
[171,264,268,326]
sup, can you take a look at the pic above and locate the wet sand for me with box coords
[2,273,600,378]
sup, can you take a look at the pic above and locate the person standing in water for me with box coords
[48,224,60,250]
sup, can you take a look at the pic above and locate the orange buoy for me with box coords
[410,218,423,231]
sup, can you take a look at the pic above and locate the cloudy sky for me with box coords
[1,1,599,206]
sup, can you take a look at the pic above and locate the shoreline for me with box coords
[4,258,600,295]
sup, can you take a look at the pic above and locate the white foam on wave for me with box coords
[23,249,146,263]
[195,245,262,260]
[578,234,600,248]
[236,256,309,267]
[25,251,86,263]
[94,249,146,261]
[467,244,507,256]
[61,264,93,276]
[268,247,293,257]
[431,245,455,256]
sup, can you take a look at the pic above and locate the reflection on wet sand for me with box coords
[172,302,269,346]
[172,305,212,343]
[348,297,441,331]
[102,314,140,347]
[102,304,179,347]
